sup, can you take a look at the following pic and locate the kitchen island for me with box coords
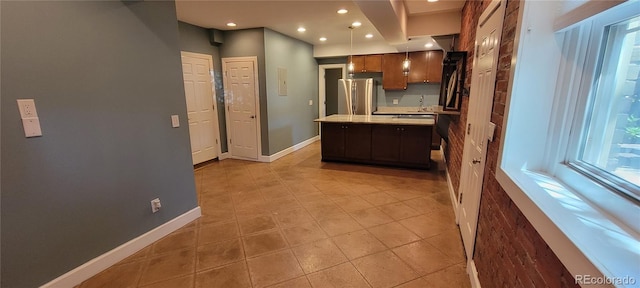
[314,115,435,169]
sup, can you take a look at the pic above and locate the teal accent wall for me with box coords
[1,2,198,287]
[264,29,319,155]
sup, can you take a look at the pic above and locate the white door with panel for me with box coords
[458,0,505,260]
[223,58,260,160]
[181,52,220,165]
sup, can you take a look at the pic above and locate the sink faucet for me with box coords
[419,95,424,111]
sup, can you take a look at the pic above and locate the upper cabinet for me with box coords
[352,54,382,73]
[382,53,407,90]
[408,51,444,84]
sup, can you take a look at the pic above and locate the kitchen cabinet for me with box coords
[371,125,431,167]
[352,55,382,73]
[321,121,431,169]
[321,123,372,161]
[382,53,407,90]
[321,123,345,159]
[408,51,444,84]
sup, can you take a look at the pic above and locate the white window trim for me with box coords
[496,0,639,285]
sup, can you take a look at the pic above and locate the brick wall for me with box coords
[448,0,580,287]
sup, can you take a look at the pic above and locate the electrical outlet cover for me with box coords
[22,118,42,137]
[17,99,38,118]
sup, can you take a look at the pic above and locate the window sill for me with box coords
[496,166,639,287]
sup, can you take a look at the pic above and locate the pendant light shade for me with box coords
[348,27,355,78]
[402,47,410,76]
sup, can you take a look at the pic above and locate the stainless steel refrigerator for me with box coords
[337,78,376,115]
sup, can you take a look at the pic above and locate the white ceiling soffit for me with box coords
[354,0,408,45]
[354,0,464,46]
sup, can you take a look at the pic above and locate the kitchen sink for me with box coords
[394,114,435,119]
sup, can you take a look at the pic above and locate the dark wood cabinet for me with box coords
[371,125,431,167]
[352,55,382,73]
[382,53,407,90]
[322,122,431,169]
[398,125,431,166]
[371,125,401,162]
[321,123,371,161]
[344,124,372,160]
[321,123,345,159]
[408,51,428,83]
[408,51,443,84]
[426,50,444,83]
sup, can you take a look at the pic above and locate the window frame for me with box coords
[495,0,640,284]
[560,9,640,204]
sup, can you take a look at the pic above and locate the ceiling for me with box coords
[175,0,465,54]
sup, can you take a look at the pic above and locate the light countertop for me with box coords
[314,114,435,126]
[373,106,461,116]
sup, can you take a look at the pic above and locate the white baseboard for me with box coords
[468,259,482,288]
[446,166,460,224]
[260,136,319,163]
[41,207,202,288]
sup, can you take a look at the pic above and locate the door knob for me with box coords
[472,159,481,164]
[250,115,256,119]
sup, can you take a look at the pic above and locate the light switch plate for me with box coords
[308,100,313,106]
[393,99,399,105]
[171,115,180,128]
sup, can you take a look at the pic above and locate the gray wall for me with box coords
[220,29,269,155]
[382,83,441,107]
[178,22,228,152]
[264,29,319,154]
[1,2,198,287]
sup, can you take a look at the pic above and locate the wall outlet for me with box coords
[393,99,399,105]
[17,99,42,138]
[151,198,161,213]
[17,99,38,118]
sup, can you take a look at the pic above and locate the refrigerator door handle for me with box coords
[352,82,358,115]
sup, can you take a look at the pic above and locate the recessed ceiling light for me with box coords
[365,34,373,38]
[425,43,434,48]
[297,27,306,32]
[319,37,327,41]
[226,22,237,27]
[337,8,348,14]
[352,21,362,27]
[427,0,439,2]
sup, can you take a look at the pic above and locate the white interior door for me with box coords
[458,0,505,260]
[181,52,220,165]
[223,58,260,160]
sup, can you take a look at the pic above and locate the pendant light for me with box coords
[402,46,411,76]
[348,26,355,78]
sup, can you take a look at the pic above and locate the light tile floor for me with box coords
[78,142,470,288]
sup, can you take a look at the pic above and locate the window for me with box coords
[495,0,640,283]
[571,16,640,201]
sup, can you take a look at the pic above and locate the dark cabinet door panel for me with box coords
[371,125,401,162]
[321,123,345,159]
[400,125,431,165]
[345,124,372,160]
